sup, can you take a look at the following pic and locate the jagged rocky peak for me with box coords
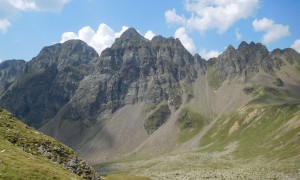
[112,28,148,48]
[237,41,269,56]
[271,47,300,65]
[151,35,165,43]
[226,44,236,51]
[60,39,99,57]
[27,39,99,73]
[0,59,26,94]
[207,41,278,89]
[120,27,143,39]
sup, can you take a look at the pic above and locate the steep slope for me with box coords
[0,109,99,179]
[200,98,300,160]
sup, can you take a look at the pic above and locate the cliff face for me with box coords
[0,59,26,95]
[0,40,99,127]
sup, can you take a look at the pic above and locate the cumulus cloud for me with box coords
[8,0,70,12]
[0,19,11,33]
[61,32,78,42]
[252,18,290,44]
[61,24,156,54]
[144,30,155,40]
[199,48,220,60]
[165,9,186,25]
[0,0,70,33]
[174,27,196,54]
[165,0,259,34]
[61,24,128,54]
[291,39,300,53]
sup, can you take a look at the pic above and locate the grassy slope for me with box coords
[206,65,226,90]
[0,109,85,179]
[176,107,208,143]
[199,94,300,161]
[0,138,81,179]
[144,103,171,135]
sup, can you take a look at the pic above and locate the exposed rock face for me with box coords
[55,28,199,124]
[0,60,26,94]
[0,40,99,127]
[212,42,275,78]
[206,41,300,89]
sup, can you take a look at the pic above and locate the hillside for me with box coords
[0,109,99,179]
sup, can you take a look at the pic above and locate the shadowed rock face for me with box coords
[0,60,26,94]
[0,40,99,127]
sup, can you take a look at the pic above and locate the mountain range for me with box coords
[0,28,300,179]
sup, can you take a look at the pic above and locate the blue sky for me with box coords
[0,0,299,61]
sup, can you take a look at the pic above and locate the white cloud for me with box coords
[291,39,300,53]
[0,0,70,32]
[0,19,11,33]
[165,9,186,25]
[252,18,290,44]
[144,30,155,40]
[165,0,259,34]
[61,32,78,42]
[174,27,196,54]
[199,48,220,60]
[8,0,70,12]
[235,28,242,41]
[61,24,127,54]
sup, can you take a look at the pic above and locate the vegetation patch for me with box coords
[243,85,255,95]
[206,66,226,90]
[177,107,208,143]
[273,77,284,87]
[144,103,171,135]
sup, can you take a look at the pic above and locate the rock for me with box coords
[0,59,26,95]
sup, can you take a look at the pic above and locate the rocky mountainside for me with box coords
[0,40,99,128]
[0,28,300,178]
[0,59,26,95]
[0,109,100,179]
